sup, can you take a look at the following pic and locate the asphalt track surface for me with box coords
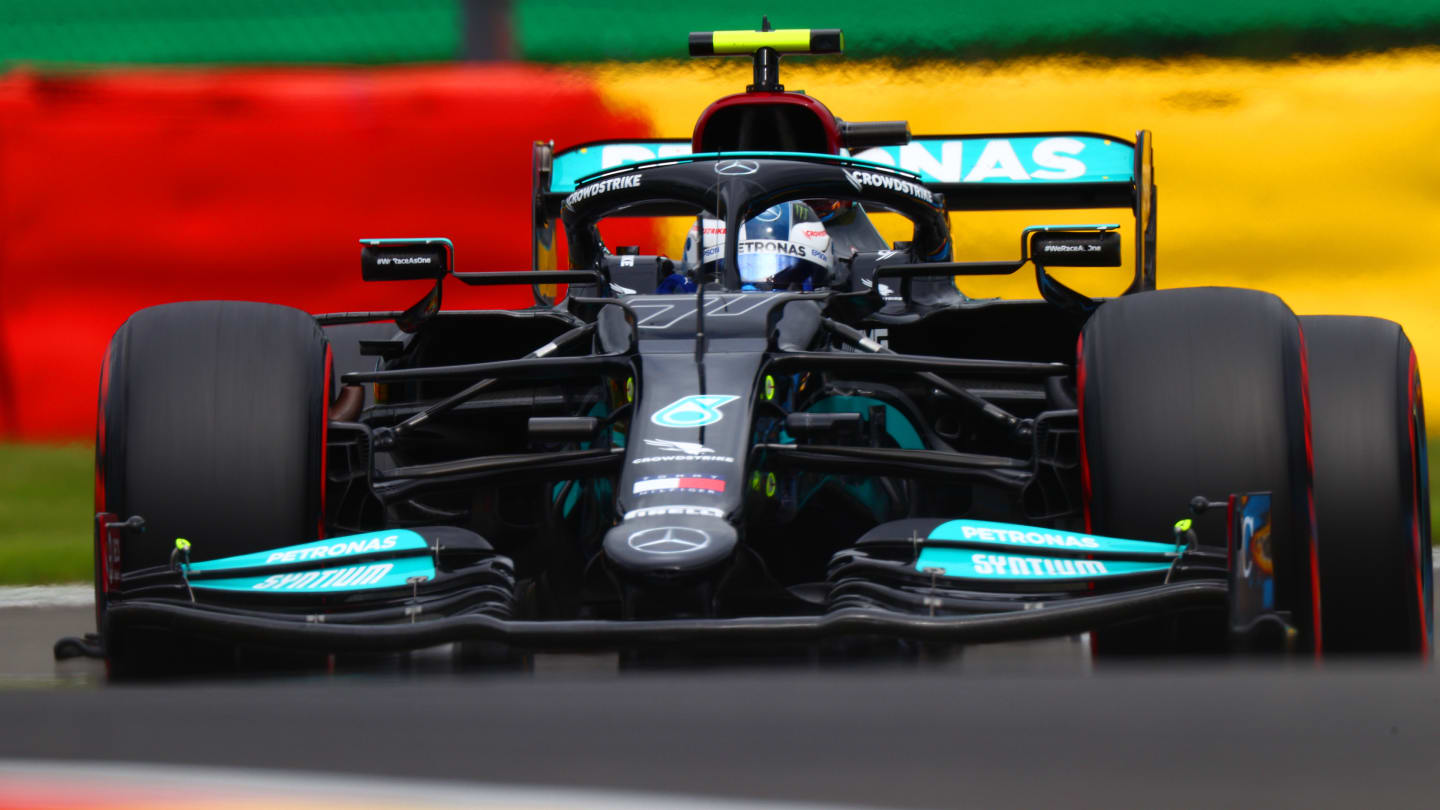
[1,594,1438,808]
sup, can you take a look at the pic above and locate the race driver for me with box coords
[659,201,835,293]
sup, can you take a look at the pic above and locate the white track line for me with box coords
[0,585,92,609]
[0,760,883,810]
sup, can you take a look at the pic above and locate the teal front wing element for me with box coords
[853,136,1133,185]
[929,519,1180,556]
[192,555,436,594]
[917,547,1173,581]
[185,530,429,573]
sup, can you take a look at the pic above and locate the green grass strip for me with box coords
[0,443,92,585]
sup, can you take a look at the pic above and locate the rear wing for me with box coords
[532,131,1156,292]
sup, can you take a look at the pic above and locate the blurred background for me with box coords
[1,0,1437,582]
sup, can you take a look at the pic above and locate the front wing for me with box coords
[103,583,1227,655]
[90,512,1290,657]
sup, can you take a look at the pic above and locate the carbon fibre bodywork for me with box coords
[97,152,1235,660]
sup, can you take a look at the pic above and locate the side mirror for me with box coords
[1020,225,1121,318]
[1027,228,1121,267]
[360,238,453,281]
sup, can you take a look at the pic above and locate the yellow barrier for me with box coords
[595,49,1440,405]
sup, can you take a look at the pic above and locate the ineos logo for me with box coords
[643,438,714,456]
[714,160,760,176]
[627,526,711,555]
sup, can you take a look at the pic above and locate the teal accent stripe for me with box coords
[360,237,454,247]
[917,547,1172,581]
[186,529,429,573]
[853,136,1134,185]
[551,137,1133,193]
[552,147,918,193]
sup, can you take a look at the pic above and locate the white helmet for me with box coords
[682,202,833,290]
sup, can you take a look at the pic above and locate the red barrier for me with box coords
[0,67,654,439]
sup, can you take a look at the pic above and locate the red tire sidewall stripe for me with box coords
[319,344,332,541]
[1077,331,1097,657]
[1076,333,1092,533]
[94,344,111,519]
[93,342,113,632]
[1297,325,1322,657]
[1407,348,1428,657]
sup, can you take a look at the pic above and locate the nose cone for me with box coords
[603,517,738,580]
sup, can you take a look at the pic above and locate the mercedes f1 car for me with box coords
[79,25,1432,674]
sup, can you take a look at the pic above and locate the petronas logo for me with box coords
[650,395,740,428]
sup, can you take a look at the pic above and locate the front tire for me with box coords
[1080,288,1319,654]
[95,301,330,672]
[1302,315,1431,656]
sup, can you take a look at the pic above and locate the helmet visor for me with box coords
[737,240,829,285]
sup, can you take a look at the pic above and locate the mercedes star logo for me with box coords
[714,159,760,176]
[627,526,712,555]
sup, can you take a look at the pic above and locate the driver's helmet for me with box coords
[678,202,833,292]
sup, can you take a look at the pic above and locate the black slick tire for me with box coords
[1080,287,1319,654]
[95,301,330,673]
[1302,315,1431,656]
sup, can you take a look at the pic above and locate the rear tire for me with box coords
[1080,288,1319,654]
[95,301,330,672]
[1302,315,1431,655]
